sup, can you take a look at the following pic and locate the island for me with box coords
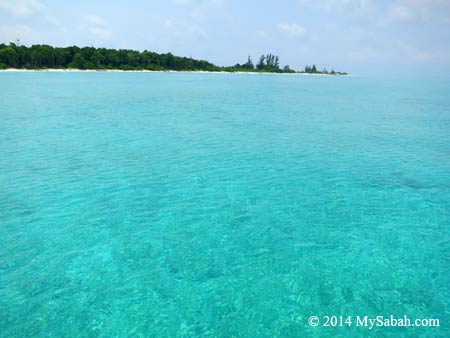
[0,43,347,75]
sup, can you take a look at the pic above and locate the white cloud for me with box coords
[397,0,448,10]
[171,0,192,4]
[255,30,269,39]
[388,5,414,21]
[81,13,112,40]
[302,0,449,24]
[346,47,386,61]
[162,0,223,43]
[0,0,59,26]
[0,1,65,45]
[277,23,306,37]
[396,0,450,22]
[376,4,415,26]
[172,0,223,6]
[0,23,66,45]
[0,24,34,41]
[346,41,450,63]
[83,14,107,26]
[203,0,223,7]
[188,0,224,20]
[89,27,112,40]
[0,0,46,18]
[301,0,378,19]
[397,40,450,61]
[163,17,208,42]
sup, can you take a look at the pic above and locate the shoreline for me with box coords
[0,68,347,76]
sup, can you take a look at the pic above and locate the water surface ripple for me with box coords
[1,73,449,337]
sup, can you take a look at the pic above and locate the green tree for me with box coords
[69,52,85,69]
[244,55,254,69]
[256,55,265,69]
[274,56,280,69]
[0,46,18,67]
[0,42,348,74]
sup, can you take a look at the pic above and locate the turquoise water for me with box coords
[0,72,449,337]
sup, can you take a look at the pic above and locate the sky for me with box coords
[0,0,450,75]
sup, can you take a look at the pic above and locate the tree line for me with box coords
[223,54,294,73]
[303,64,342,75]
[0,43,217,71]
[0,43,347,75]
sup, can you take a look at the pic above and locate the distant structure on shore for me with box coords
[0,42,347,75]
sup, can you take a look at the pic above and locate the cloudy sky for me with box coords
[1,0,450,75]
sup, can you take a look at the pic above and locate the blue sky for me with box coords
[0,0,450,75]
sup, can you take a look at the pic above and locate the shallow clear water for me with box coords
[1,72,449,337]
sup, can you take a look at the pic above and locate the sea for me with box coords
[1,72,449,337]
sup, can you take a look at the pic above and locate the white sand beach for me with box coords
[0,68,345,75]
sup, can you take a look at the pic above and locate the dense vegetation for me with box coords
[0,43,347,75]
[0,43,218,71]
[303,64,345,75]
